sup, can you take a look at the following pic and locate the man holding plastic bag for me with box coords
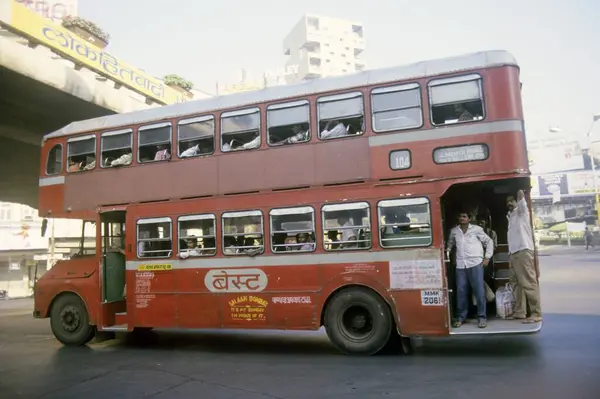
[446,211,494,329]
[506,189,542,324]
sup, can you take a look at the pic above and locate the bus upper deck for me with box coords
[38,50,526,218]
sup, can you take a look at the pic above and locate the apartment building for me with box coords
[283,14,366,84]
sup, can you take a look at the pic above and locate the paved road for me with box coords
[1,251,599,399]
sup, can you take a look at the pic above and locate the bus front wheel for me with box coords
[324,287,392,355]
[50,293,95,346]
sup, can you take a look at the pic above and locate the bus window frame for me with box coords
[66,134,97,173]
[377,197,433,249]
[321,201,372,251]
[220,107,261,153]
[427,73,486,127]
[176,115,216,159]
[269,205,316,253]
[137,122,173,164]
[45,143,63,176]
[177,213,217,258]
[266,100,311,147]
[136,216,173,259]
[100,128,133,169]
[221,209,265,256]
[370,83,423,133]
[316,91,365,141]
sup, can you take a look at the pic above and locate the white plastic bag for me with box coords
[495,283,516,319]
[471,281,496,305]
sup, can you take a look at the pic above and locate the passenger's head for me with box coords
[506,195,517,211]
[478,219,488,229]
[186,237,198,248]
[454,103,465,114]
[338,215,349,225]
[458,212,470,227]
[297,233,308,243]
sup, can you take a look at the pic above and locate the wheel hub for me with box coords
[340,305,374,341]
[60,305,81,332]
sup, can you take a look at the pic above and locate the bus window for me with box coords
[322,202,371,250]
[178,214,216,258]
[136,217,172,258]
[46,144,63,175]
[428,74,484,126]
[177,115,215,158]
[267,100,310,146]
[67,134,96,173]
[138,122,172,163]
[371,83,422,132]
[221,108,261,152]
[101,129,133,168]
[270,206,315,252]
[378,197,432,248]
[221,210,264,255]
[317,92,364,140]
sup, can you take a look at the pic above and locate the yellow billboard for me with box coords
[0,0,186,105]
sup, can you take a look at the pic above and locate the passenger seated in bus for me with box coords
[454,104,474,122]
[320,120,348,139]
[68,158,82,172]
[223,236,238,255]
[179,236,202,258]
[105,151,132,168]
[272,233,287,252]
[338,215,358,248]
[180,144,200,158]
[154,145,171,161]
[272,125,309,146]
[284,236,296,251]
[225,135,260,152]
[202,237,216,255]
[296,232,315,251]
[326,230,340,250]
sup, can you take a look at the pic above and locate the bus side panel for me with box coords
[128,270,177,328]
[39,184,65,217]
[391,291,449,336]
[218,265,321,329]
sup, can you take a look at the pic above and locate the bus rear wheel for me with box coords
[324,287,392,355]
[50,293,95,346]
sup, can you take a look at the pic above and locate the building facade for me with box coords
[283,14,366,84]
[0,201,94,298]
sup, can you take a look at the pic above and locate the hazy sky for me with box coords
[80,0,599,141]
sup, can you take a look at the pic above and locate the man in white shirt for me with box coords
[507,190,542,323]
[446,211,494,328]
[338,215,358,248]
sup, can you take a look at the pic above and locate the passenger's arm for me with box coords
[445,230,455,253]
[477,229,494,264]
[516,189,528,214]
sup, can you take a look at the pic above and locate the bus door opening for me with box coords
[101,211,126,304]
[440,177,531,332]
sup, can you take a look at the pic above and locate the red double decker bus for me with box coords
[34,50,541,355]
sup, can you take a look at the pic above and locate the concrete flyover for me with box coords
[0,0,171,208]
[0,33,152,208]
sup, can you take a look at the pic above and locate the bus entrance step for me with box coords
[102,324,128,332]
[114,312,128,325]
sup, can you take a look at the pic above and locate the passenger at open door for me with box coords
[506,190,542,324]
[446,211,494,329]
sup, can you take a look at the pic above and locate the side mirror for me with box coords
[41,219,48,237]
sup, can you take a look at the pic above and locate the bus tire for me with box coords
[324,287,392,355]
[49,293,95,346]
